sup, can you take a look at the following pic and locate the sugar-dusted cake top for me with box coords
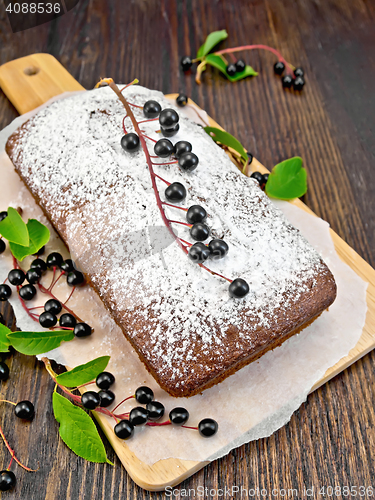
[7,85,335,395]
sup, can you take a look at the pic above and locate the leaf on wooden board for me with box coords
[0,323,11,353]
[55,356,110,388]
[53,392,113,464]
[204,126,249,163]
[197,29,228,58]
[7,330,75,356]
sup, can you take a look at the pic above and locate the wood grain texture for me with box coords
[0,0,374,497]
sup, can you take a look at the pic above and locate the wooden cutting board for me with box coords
[0,54,374,491]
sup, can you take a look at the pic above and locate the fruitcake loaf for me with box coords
[5,85,336,397]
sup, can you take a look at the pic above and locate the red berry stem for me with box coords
[122,115,128,134]
[0,424,36,471]
[154,173,171,185]
[168,220,192,227]
[178,238,192,247]
[138,118,159,124]
[162,202,188,211]
[112,394,135,413]
[63,286,76,305]
[151,160,178,166]
[214,44,294,74]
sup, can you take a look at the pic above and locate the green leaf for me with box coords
[0,207,29,246]
[0,324,11,353]
[197,29,228,58]
[9,219,50,262]
[53,392,113,464]
[265,157,307,200]
[205,54,257,82]
[204,126,249,163]
[7,330,75,356]
[56,356,110,388]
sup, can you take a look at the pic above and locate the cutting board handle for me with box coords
[0,53,84,114]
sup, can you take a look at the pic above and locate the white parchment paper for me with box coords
[0,92,368,465]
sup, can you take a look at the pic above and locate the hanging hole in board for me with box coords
[23,66,40,76]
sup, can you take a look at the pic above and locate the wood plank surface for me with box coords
[0,0,374,498]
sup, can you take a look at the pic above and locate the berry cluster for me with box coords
[102,78,251,300]
[274,62,305,90]
[70,370,218,440]
[181,43,306,91]
[250,171,269,190]
[0,249,92,337]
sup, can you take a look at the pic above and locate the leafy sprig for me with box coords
[0,207,50,261]
[195,30,257,83]
[204,128,307,199]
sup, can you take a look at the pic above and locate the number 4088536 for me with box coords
[5,3,61,14]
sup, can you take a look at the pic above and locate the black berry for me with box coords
[154,138,174,158]
[0,470,16,491]
[188,242,211,264]
[198,418,218,437]
[121,133,140,153]
[190,222,210,241]
[39,311,57,328]
[60,259,74,272]
[186,205,207,224]
[14,400,34,420]
[208,239,229,260]
[159,109,179,129]
[161,124,179,137]
[235,59,246,72]
[0,362,9,381]
[0,211,7,222]
[143,100,162,118]
[165,182,187,203]
[294,67,304,77]
[226,63,237,76]
[176,94,188,107]
[0,284,12,301]
[250,171,264,185]
[46,252,63,269]
[129,406,149,426]
[174,141,192,159]
[98,390,115,407]
[274,61,285,75]
[74,323,92,337]
[135,386,154,405]
[293,76,305,90]
[247,152,254,165]
[0,240,5,254]
[262,173,269,185]
[67,270,84,286]
[26,268,42,284]
[178,152,199,172]
[19,284,36,301]
[59,313,77,328]
[282,75,293,88]
[44,299,62,315]
[81,391,101,410]
[96,371,115,390]
[229,278,250,298]
[8,269,26,286]
[114,419,134,440]
[180,56,193,71]
[30,258,47,273]
[169,407,189,425]
[146,401,165,421]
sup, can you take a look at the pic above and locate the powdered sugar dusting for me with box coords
[9,85,332,393]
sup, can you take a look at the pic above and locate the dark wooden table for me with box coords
[0,0,374,498]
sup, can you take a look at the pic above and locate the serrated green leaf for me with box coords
[204,126,248,163]
[0,324,11,353]
[9,219,50,262]
[265,156,307,200]
[0,207,29,246]
[53,392,113,464]
[197,29,228,58]
[56,356,110,388]
[205,54,257,82]
[7,330,75,355]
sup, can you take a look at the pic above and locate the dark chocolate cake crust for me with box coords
[5,86,336,397]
